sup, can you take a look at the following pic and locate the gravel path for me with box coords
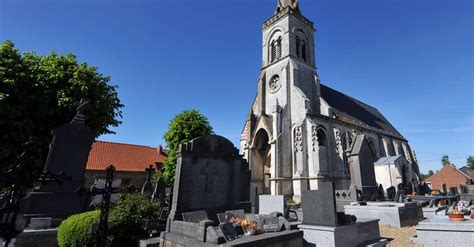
[379,225,422,247]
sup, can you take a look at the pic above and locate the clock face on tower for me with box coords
[269,74,281,94]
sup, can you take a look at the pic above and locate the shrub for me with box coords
[109,194,160,246]
[57,210,100,247]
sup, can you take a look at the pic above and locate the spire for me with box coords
[276,0,300,14]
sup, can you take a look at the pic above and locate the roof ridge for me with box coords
[320,83,379,112]
[94,140,161,149]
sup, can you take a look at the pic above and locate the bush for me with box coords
[109,194,160,246]
[57,210,100,247]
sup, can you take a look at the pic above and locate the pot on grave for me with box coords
[448,213,465,221]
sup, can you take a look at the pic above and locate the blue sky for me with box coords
[1,0,472,173]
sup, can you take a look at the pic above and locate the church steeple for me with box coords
[276,0,300,14]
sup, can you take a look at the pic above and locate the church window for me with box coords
[270,36,282,62]
[296,35,307,62]
[316,129,327,147]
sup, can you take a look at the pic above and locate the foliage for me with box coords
[467,156,474,169]
[441,155,450,166]
[151,170,161,185]
[109,194,160,246]
[57,210,100,247]
[0,40,123,189]
[428,170,434,176]
[161,109,213,186]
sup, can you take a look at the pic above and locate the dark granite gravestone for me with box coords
[302,181,338,227]
[415,183,422,195]
[167,135,251,225]
[378,184,385,200]
[335,185,358,213]
[21,100,94,222]
[141,164,155,195]
[151,163,166,201]
[386,186,396,201]
[182,211,209,223]
[395,190,406,203]
[347,135,379,200]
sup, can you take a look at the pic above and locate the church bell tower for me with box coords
[245,0,323,201]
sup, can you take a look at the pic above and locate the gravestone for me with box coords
[395,190,406,203]
[168,135,251,224]
[386,186,396,201]
[141,164,155,195]
[378,184,385,200]
[335,186,358,212]
[21,99,94,222]
[258,195,284,215]
[302,181,338,226]
[182,211,209,223]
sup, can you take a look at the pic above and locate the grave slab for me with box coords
[422,206,447,219]
[14,228,58,247]
[411,216,474,247]
[298,219,386,247]
[344,202,423,227]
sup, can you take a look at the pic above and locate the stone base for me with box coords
[298,219,386,247]
[14,228,58,247]
[422,206,447,219]
[160,229,303,247]
[344,202,423,227]
[411,216,474,247]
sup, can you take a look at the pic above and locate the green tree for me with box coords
[441,155,450,166]
[428,170,434,176]
[0,40,123,189]
[467,156,474,169]
[161,109,213,186]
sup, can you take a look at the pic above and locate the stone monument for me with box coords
[167,135,252,225]
[298,180,387,247]
[21,99,94,223]
[159,135,304,246]
[347,135,379,200]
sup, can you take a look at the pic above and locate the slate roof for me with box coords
[374,155,403,165]
[86,140,167,172]
[320,84,404,139]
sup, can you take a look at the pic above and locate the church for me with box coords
[240,0,421,201]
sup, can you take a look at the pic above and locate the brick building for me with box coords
[85,140,167,188]
[424,164,474,192]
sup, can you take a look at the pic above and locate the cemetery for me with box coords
[1,1,473,247]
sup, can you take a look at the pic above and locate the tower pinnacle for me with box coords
[276,0,300,14]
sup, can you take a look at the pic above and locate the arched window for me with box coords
[296,35,307,62]
[270,36,282,62]
[317,129,327,147]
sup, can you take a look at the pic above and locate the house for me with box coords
[85,140,168,188]
[423,164,474,192]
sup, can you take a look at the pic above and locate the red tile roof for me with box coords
[86,140,167,172]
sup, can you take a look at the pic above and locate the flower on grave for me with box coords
[240,219,258,232]
[455,200,471,215]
